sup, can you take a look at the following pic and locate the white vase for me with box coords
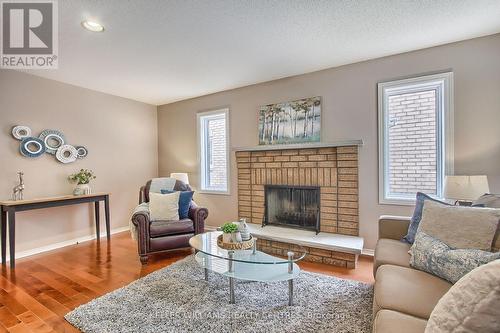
[74,183,91,196]
[222,233,232,243]
[232,231,242,243]
[238,218,251,241]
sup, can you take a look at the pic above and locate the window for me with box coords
[198,109,229,194]
[378,73,453,204]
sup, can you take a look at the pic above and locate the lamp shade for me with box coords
[170,172,189,185]
[443,175,489,201]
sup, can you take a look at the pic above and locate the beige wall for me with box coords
[158,34,500,250]
[0,70,157,256]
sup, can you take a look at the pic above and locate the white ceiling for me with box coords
[25,0,500,105]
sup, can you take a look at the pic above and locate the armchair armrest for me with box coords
[189,201,208,234]
[132,209,149,229]
[132,206,151,257]
[378,215,411,241]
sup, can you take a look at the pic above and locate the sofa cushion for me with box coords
[150,218,194,238]
[150,233,192,251]
[374,265,452,319]
[374,239,410,275]
[373,309,427,333]
[425,259,500,333]
[418,200,500,251]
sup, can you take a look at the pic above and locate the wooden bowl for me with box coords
[217,234,254,250]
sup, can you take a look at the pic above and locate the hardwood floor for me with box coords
[0,232,373,332]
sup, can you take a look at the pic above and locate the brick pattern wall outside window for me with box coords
[388,90,437,195]
[236,146,359,236]
[206,117,227,190]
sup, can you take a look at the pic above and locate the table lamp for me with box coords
[443,175,489,206]
[170,172,189,185]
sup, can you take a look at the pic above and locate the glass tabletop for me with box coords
[189,231,307,265]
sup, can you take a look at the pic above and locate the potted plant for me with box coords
[221,222,241,243]
[68,169,96,195]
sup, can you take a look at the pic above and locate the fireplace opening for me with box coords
[263,185,321,234]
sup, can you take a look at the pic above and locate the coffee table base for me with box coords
[197,253,297,306]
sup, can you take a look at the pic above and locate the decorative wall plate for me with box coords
[75,146,88,158]
[12,125,32,140]
[12,125,87,163]
[39,129,65,155]
[19,137,45,158]
[55,144,78,164]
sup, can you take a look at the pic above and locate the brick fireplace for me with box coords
[236,144,359,236]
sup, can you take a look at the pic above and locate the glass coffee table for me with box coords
[189,231,306,306]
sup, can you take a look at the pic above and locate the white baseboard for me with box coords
[362,248,375,256]
[204,225,217,231]
[1,226,130,263]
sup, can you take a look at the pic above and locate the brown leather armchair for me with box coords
[131,179,208,264]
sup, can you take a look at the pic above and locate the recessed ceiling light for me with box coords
[81,20,104,32]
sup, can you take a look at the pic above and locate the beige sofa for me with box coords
[372,216,453,332]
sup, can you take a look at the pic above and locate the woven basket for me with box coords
[217,234,254,250]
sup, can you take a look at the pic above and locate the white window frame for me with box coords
[197,108,230,195]
[378,72,454,205]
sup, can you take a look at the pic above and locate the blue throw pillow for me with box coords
[160,190,194,219]
[403,192,450,244]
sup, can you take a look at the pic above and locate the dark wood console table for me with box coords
[0,193,110,269]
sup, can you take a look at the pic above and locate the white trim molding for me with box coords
[1,226,130,263]
[378,72,454,205]
[361,248,375,257]
[233,139,363,152]
[197,108,231,195]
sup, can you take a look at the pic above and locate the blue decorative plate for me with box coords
[39,129,65,155]
[75,146,88,158]
[20,137,46,158]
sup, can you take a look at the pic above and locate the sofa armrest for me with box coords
[378,215,411,240]
[189,201,208,234]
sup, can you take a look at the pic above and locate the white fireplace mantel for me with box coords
[233,139,363,152]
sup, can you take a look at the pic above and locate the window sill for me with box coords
[380,195,446,206]
[379,197,416,206]
[198,190,231,196]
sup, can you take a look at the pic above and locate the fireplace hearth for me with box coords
[263,185,320,234]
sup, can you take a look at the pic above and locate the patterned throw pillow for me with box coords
[409,232,500,283]
[403,192,450,244]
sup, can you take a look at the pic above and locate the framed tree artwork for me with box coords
[258,96,321,145]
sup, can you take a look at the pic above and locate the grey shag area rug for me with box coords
[65,255,373,333]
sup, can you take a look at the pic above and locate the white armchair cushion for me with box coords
[149,192,180,221]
